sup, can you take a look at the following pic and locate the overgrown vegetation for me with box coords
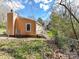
[0,21,6,34]
[0,40,53,59]
[0,0,79,59]
[47,11,79,53]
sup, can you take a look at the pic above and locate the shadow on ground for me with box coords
[0,33,47,39]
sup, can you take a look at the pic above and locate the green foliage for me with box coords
[0,20,6,33]
[0,20,5,28]
[53,34,69,52]
[0,25,5,28]
[47,31,53,37]
[13,40,45,59]
[47,28,58,38]
[0,28,5,33]
[48,12,79,39]
[47,12,79,51]
[0,40,52,59]
[57,37,68,49]
[37,17,43,24]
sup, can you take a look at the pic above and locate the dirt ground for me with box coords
[0,34,47,41]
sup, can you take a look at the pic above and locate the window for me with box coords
[25,23,31,32]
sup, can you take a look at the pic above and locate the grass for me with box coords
[0,28,6,34]
[0,39,52,59]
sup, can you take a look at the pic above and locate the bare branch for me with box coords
[59,2,79,23]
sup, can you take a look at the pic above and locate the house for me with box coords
[36,22,44,35]
[7,12,44,37]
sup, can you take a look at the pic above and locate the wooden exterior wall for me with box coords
[7,13,17,35]
[7,12,36,36]
[7,13,13,35]
[14,17,36,36]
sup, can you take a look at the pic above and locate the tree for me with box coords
[58,0,79,40]
[37,17,43,25]
[50,0,79,54]
[59,1,79,23]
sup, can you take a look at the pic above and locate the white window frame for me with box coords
[25,23,31,32]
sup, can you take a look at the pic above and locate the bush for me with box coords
[54,35,69,51]
[47,28,58,38]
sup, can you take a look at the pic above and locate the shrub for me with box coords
[54,35,69,51]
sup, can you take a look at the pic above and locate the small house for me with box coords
[7,12,44,37]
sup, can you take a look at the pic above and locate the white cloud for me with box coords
[34,0,41,3]
[42,0,52,3]
[40,3,49,11]
[7,1,25,11]
[34,0,52,3]
[34,0,52,11]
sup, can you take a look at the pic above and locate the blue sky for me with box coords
[7,0,55,20]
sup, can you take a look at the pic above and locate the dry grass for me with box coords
[0,51,14,59]
[0,39,47,59]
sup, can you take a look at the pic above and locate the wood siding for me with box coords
[7,13,36,36]
[7,13,13,35]
[14,17,36,36]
